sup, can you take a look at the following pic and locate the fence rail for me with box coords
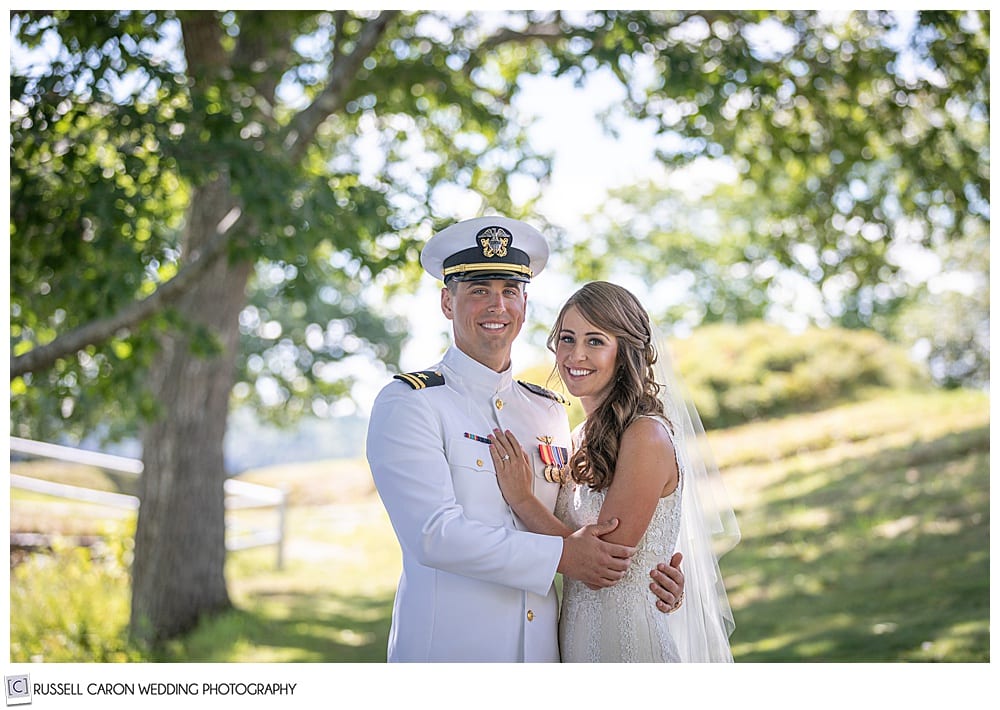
[9,436,287,569]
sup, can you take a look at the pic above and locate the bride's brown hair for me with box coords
[547,281,668,491]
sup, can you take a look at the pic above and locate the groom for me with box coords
[366,216,684,662]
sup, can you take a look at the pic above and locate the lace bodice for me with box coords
[555,414,683,662]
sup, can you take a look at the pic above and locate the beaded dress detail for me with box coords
[555,415,683,662]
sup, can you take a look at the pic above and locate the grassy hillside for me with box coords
[9,387,989,662]
[712,388,989,661]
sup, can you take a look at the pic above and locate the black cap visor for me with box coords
[445,269,531,283]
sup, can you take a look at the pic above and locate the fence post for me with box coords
[276,486,288,571]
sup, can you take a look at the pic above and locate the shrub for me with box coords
[9,521,144,662]
[671,322,930,428]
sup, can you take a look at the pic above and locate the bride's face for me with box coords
[554,305,618,404]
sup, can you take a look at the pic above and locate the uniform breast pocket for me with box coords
[446,437,508,525]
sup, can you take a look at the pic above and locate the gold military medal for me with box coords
[537,436,568,484]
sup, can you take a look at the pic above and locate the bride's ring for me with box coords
[501,454,510,461]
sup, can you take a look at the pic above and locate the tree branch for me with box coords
[459,21,568,86]
[177,11,227,81]
[282,10,399,163]
[332,10,347,63]
[10,207,246,379]
[233,11,296,117]
[478,22,565,51]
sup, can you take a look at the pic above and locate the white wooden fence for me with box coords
[9,436,288,569]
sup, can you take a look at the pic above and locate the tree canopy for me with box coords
[11,11,989,444]
[10,10,547,439]
[11,11,988,442]
[562,10,988,385]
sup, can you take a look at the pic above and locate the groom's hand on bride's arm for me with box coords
[557,518,635,590]
[649,551,684,613]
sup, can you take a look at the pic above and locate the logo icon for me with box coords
[478,226,511,258]
[5,675,31,706]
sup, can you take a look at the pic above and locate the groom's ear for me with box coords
[441,285,454,320]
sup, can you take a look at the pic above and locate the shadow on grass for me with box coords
[725,425,989,662]
[154,588,395,663]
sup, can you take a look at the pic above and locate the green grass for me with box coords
[9,387,989,662]
[154,502,400,662]
[718,389,989,661]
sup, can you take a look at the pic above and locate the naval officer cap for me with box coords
[420,216,549,284]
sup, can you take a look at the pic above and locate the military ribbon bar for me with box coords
[538,444,569,483]
[538,444,568,467]
[464,432,491,445]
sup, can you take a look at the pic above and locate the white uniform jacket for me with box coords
[366,346,572,662]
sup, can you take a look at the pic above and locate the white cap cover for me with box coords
[420,216,549,283]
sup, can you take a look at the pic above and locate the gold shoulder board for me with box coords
[393,370,445,390]
[517,380,569,405]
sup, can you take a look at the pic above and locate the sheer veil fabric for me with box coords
[653,327,741,662]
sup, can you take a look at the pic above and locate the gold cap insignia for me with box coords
[479,226,511,258]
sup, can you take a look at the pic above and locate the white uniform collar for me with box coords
[442,346,514,396]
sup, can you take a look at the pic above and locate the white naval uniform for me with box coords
[366,346,572,662]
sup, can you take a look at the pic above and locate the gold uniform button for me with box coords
[476,459,484,467]
[495,399,504,410]
[526,609,534,622]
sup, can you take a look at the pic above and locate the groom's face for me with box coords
[441,279,527,373]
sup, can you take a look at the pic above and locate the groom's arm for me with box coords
[649,551,685,613]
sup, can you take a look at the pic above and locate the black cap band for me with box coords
[442,247,532,282]
[441,225,532,282]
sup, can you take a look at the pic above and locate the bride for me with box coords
[489,281,739,662]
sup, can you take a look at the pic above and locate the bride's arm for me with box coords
[595,417,679,548]
[489,428,573,537]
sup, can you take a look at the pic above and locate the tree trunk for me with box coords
[130,177,251,645]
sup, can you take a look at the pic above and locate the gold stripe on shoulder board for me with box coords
[398,373,423,389]
[393,370,446,390]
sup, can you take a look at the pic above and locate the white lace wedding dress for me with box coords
[555,415,683,663]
